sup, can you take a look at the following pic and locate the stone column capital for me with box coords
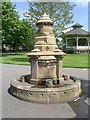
[54,56,63,60]
[29,56,40,62]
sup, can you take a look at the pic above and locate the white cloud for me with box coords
[10,0,90,2]
[76,2,88,7]
[10,0,27,2]
[10,0,36,2]
[10,0,90,6]
[72,0,89,2]
[69,0,89,7]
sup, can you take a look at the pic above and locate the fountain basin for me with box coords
[10,77,81,104]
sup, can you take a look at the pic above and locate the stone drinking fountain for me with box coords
[10,13,81,103]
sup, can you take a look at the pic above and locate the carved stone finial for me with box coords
[36,13,53,25]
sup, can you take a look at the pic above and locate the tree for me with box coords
[1,1,19,52]
[20,19,35,51]
[1,1,34,53]
[24,2,75,37]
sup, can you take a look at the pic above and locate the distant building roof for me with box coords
[65,23,88,35]
[62,27,72,33]
[71,23,83,28]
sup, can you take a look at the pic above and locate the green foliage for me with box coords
[79,90,84,97]
[1,1,34,53]
[25,2,75,37]
[2,2,19,51]
[20,19,35,51]
[78,38,88,46]
[67,38,76,46]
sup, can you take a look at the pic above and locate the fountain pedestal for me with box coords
[27,13,65,85]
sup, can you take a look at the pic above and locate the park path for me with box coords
[1,64,89,119]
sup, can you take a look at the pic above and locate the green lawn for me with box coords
[0,53,90,68]
[0,53,30,65]
[63,53,89,68]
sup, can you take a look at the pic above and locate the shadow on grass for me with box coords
[10,57,29,62]
[2,52,27,57]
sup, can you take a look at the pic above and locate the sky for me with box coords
[11,0,89,31]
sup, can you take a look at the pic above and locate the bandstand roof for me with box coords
[65,23,89,35]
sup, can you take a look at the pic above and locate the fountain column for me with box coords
[56,57,62,79]
[30,57,39,84]
[31,60,38,79]
[56,56,64,84]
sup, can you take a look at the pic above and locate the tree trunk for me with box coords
[12,41,17,54]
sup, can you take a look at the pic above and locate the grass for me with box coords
[79,90,85,97]
[0,53,90,68]
[63,53,90,68]
[0,53,30,65]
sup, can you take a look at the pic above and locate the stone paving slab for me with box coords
[1,64,89,119]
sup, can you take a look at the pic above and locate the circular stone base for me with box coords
[10,78,81,104]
